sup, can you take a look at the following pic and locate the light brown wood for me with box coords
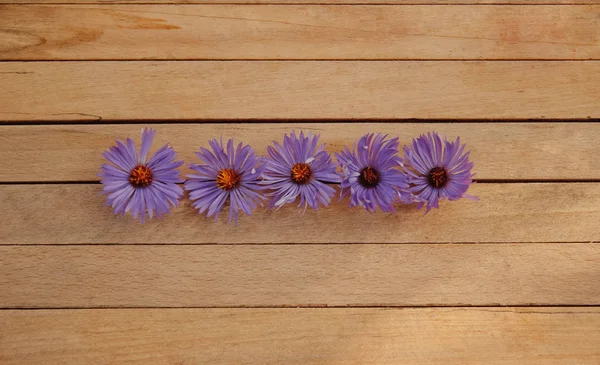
[2,123,599,182]
[1,1,598,362]
[2,5,599,60]
[1,183,599,244]
[1,61,599,121]
[1,308,599,364]
[1,244,598,307]
[1,0,597,4]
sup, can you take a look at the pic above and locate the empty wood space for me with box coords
[2,5,599,60]
[1,61,599,121]
[1,0,599,363]
[2,308,598,365]
[1,244,598,307]
[1,0,598,4]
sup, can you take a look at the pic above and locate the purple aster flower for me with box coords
[402,132,476,212]
[262,131,341,212]
[336,133,408,213]
[99,128,184,223]
[185,138,265,224]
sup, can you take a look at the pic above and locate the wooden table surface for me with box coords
[1,0,599,364]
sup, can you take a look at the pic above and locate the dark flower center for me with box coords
[216,168,241,191]
[359,167,380,188]
[290,163,312,184]
[129,165,153,188]
[428,166,448,188]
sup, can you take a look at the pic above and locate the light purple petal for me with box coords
[402,132,475,212]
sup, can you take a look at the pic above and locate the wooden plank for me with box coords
[0,244,598,307]
[2,123,599,182]
[1,308,599,365]
[1,61,598,121]
[1,184,599,244]
[2,5,599,60]
[1,0,597,4]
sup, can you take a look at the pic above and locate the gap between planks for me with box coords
[2,304,600,309]
[4,59,600,62]
[2,118,600,125]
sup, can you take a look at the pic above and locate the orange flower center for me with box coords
[216,168,241,190]
[428,166,448,188]
[129,165,153,188]
[359,167,379,187]
[290,163,312,184]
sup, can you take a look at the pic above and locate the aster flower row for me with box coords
[100,129,476,224]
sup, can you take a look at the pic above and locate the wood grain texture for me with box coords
[2,123,599,182]
[1,1,598,362]
[2,5,599,60]
[1,308,599,364]
[1,61,599,121]
[1,183,599,244]
[1,0,597,4]
[1,244,598,307]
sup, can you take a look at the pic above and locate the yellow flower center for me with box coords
[290,163,312,184]
[129,165,153,188]
[216,168,241,190]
